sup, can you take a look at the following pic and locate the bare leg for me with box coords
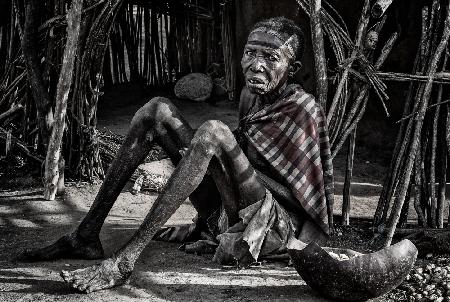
[18,97,215,261]
[61,120,266,293]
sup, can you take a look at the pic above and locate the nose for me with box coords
[250,56,264,72]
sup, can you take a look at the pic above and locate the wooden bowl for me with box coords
[288,239,417,301]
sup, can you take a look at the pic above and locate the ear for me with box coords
[289,61,302,77]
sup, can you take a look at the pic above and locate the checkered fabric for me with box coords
[241,85,334,234]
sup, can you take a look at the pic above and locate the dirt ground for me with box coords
[0,84,429,301]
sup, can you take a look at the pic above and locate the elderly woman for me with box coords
[21,17,334,293]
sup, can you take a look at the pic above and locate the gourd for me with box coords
[288,239,417,301]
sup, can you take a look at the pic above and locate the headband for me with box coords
[248,27,299,60]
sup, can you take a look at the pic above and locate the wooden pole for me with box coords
[342,128,356,225]
[310,0,328,110]
[19,0,54,146]
[327,0,370,123]
[371,0,394,18]
[383,2,450,246]
[373,7,431,230]
[44,0,82,200]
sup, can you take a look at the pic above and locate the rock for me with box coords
[174,73,213,102]
[137,159,175,178]
[137,159,175,192]
[427,284,436,291]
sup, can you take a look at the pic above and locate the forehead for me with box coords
[246,31,286,49]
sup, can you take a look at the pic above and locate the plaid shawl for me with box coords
[241,84,334,234]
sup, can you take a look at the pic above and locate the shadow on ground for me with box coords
[0,186,336,302]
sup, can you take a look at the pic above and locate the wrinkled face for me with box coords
[241,30,298,95]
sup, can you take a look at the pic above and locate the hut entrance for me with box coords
[102,0,234,95]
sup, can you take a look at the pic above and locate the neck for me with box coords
[260,82,288,105]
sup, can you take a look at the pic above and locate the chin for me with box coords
[246,83,269,95]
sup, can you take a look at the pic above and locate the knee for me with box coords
[131,97,174,128]
[192,120,233,152]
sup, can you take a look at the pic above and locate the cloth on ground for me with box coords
[213,189,296,265]
[153,189,297,265]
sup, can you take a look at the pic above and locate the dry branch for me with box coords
[0,127,43,163]
[0,104,22,124]
[18,0,54,145]
[44,0,82,200]
[383,1,450,247]
[376,71,450,83]
[310,0,328,109]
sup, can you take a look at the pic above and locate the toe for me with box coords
[72,279,82,287]
[77,283,89,292]
[85,278,114,293]
[60,270,74,283]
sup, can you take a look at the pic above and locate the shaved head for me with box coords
[250,17,305,62]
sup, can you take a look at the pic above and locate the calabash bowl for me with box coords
[288,239,417,301]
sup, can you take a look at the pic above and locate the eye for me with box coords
[245,49,255,56]
[267,54,278,62]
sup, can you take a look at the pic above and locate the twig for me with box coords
[396,99,450,123]
[0,104,23,124]
[327,0,370,123]
[0,128,43,163]
[376,71,450,83]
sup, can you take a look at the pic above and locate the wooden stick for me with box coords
[342,127,356,225]
[376,71,450,83]
[395,228,450,235]
[437,111,447,228]
[310,0,328,109]
[19,0,54,146]
[327,0,370,123]
[374,8,430,229]
[44,0,82,200]
[0,104,23,125]
[371,0,394,18]
[0,127,43,163]
[383,1,450,246]
[398,187,411,228]
[331,32,398,157]
[413,144,426,227]
[430,51,447,227]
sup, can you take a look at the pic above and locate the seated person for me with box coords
[20,16,334,293]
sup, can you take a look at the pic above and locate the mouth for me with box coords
[247,77,265,85]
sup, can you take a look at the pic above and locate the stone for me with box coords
[137,159,175,178]
[174,73,213,102]
[136,159,175,193]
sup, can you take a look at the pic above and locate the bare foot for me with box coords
[17,233,104,262]
[60,257,133,293]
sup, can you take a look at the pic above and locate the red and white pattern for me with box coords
[242,85,334,234]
